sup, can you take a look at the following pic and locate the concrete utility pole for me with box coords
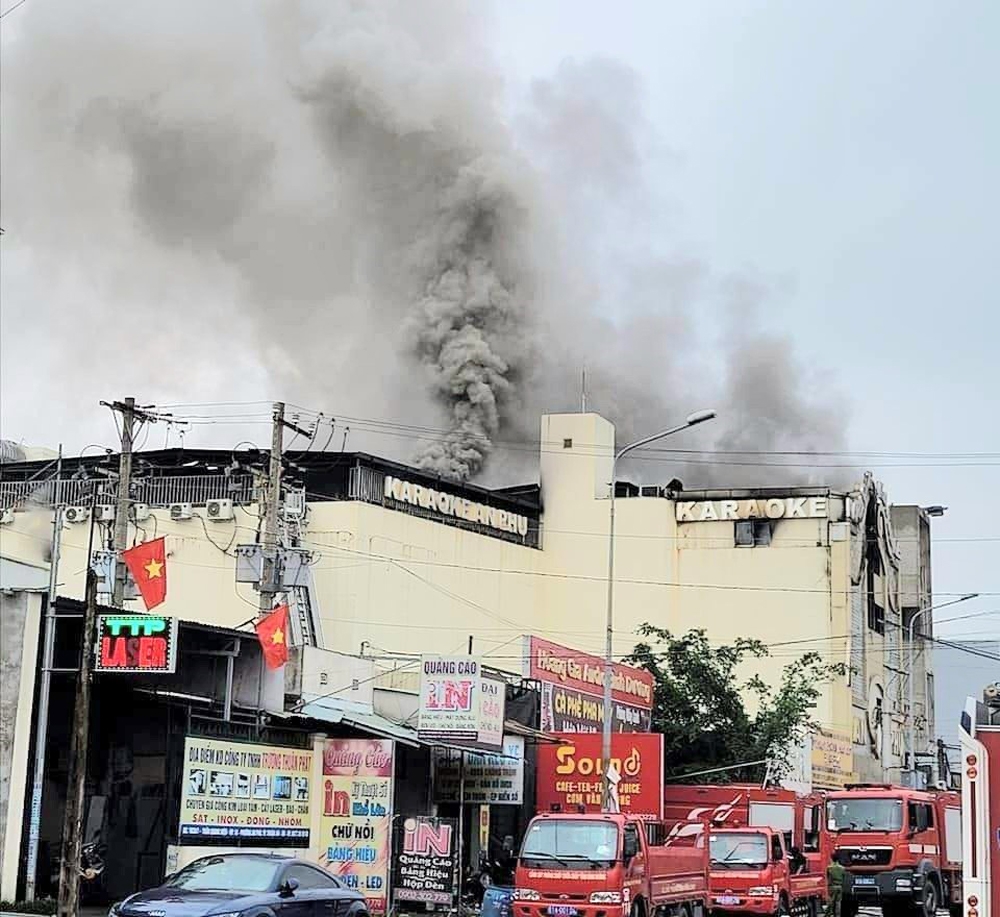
[602,410,716,811]
[57,489,100,917]
[258,401,310,617]
[25,447,62,901]
[102,397,160,606]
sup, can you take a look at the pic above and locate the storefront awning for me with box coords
[289,698,421,747]
[503,719,564,744]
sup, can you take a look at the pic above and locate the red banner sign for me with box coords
[535,733,664,820]
[524,636,654,709]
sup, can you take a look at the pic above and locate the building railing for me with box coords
[0,475,256,510]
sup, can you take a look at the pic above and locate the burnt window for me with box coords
[736,520,772,547]
[867,603,885,635]
[563,438,573,449]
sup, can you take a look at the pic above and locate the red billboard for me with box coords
[523,636,655,734]
[535,733,664,820]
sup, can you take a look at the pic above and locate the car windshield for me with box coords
[826,798,903,832]
[710,832,769,868]
[165,856,281,892]
[521,820,619,867]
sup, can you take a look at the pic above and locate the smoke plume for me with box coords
[0,0,847,486]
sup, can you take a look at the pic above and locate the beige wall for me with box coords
[0,412,906,797]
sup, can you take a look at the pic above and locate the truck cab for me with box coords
[513,812,708,917]
[827,784,962,917]
[708,826,825,917]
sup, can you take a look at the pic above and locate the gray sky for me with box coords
[487,0,999,643]
[1,0,997,648]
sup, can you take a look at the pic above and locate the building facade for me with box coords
[1,412,931,819]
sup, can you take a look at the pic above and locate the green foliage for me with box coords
[627,625,844,783]
[0,899,57,915]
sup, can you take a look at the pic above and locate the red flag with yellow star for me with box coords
[121,537,167,610]
[256,604,290,670]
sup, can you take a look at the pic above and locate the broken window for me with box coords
[868,603,885,635]
[736,520,772,547]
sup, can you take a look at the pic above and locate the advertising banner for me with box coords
[539,682,652,734]
[418,655,490,744]
[535,733,664,819]
[392,816,458,908]
[179,737,312,845]
[95,614,178,674]
[811,729,854,789]
[524,636,654,735]
[434,736,525,805]
[319,739,394,915]
[477,677,506,749]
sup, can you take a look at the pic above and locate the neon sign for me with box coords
[95,614,178,673]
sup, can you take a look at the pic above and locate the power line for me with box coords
[0,0,31,19]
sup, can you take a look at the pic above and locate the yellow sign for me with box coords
[179,736,313,844]
[811,729,854,789]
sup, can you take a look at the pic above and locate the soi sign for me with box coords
[535,733,664,820]
[95,614,178,673]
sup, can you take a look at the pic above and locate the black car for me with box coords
[109,853,369,917]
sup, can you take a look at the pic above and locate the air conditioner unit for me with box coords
[169,502,193,521]
[0,508,15,524]
[132,503,151,522]
[283,489,307,519]
[95,505,116,522]
[206,498,234,521]
[64,506,90,524]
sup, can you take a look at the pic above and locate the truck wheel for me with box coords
[920,880,939,917]
[842,899,859,917]
[775,897,790,917]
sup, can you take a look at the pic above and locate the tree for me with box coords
[627,625,844,783]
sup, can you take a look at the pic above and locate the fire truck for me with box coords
[513,811,710,917]
[958,682,1000,917]
[826,784,962,917]
[662,784,828,917]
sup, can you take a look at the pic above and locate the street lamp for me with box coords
[601,410,717,810]
[907,592,978,786]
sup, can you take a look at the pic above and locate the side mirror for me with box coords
[280,877,300,897]
[623,833,639,861]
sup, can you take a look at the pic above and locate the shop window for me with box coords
[736,520,772,547]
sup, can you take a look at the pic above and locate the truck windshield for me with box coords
[826,798,903,832]
[710,833,769,868]
[521,820,619,867]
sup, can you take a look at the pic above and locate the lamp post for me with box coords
[906,592,977,785]
[602,410,716,810]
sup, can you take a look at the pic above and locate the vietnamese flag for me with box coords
[121,537,167,610]
[256,604,290,670]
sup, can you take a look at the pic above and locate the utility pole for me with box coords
[25,446,62,901]
[57,487,100,917]
[102,397,160,606]
[258,401,310,618]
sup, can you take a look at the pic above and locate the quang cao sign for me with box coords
[392,816,458,908]
[319,739,394,915]
[524,636,654,734]
[536,733,664,820]
[418,656,505,749]
[95,614,178,673]
[179,737,313,845]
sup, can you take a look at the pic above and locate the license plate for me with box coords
[547,908,578,916]
[855,877,877,886]
[717,896,741,906]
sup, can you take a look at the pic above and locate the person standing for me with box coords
[826,851,846,917]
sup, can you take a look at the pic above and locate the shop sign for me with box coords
[319,739,394,915]
[392,816,458,908]
[811,729,854,789]
[179,737,312,845]
[95,614,178,673]
[418,656,502,748]
[433,736,525,805]
[524,636,653,735]
[675,496,829,523]
[383,475,530,537]
[536,733,664,820]
[539,682,652,734]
